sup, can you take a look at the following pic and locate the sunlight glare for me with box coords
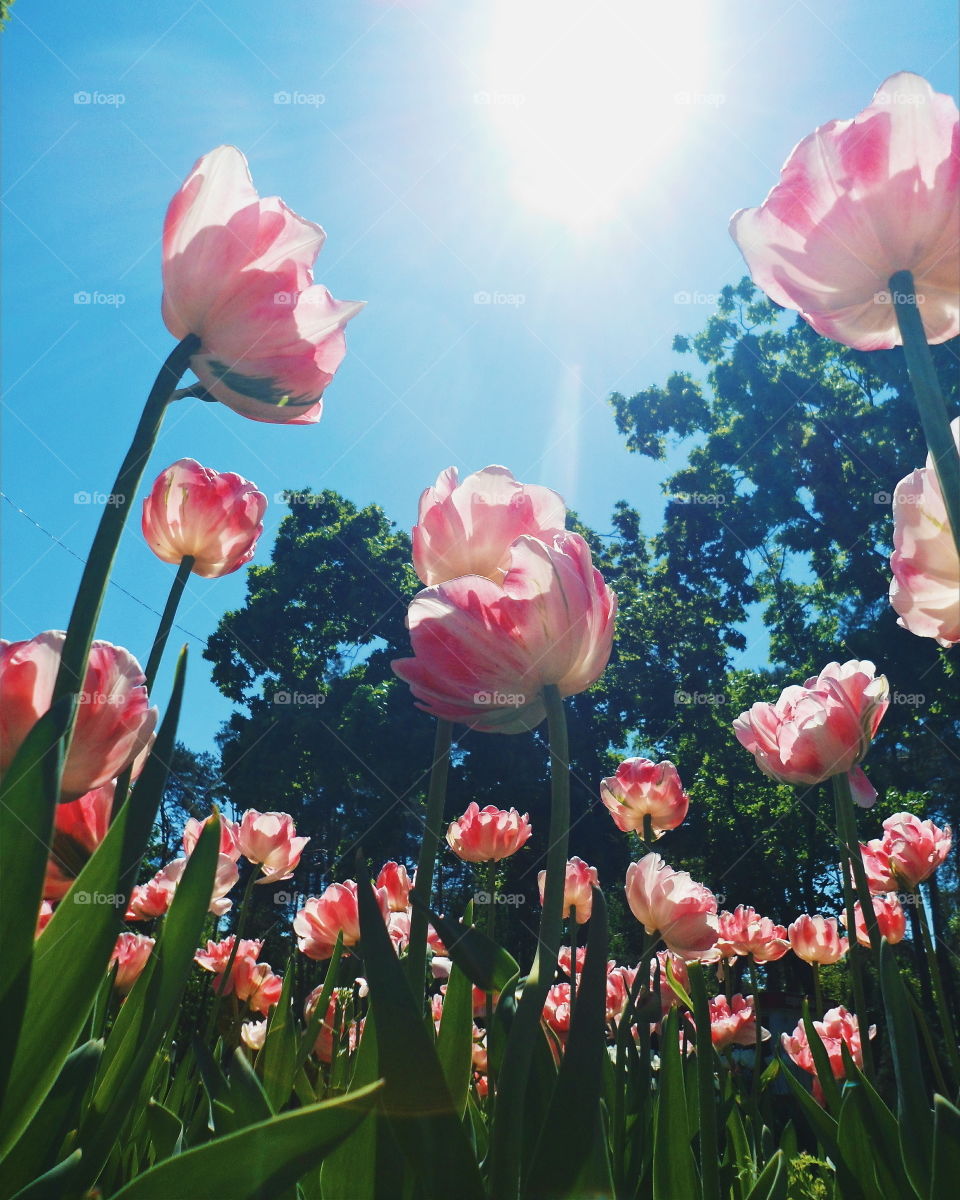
[478,0,715,228]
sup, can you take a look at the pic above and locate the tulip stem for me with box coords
[52,335,200,708]
[811,962,825,1017]
[910,883,960,1085]
[489,684,570,1199]
[406,718,453,1000]
[833,773,882,953]
[831,775,874,1074]
[485,859,498,1104]
[205,865,258,1043]
[890,269,960,559]
[144,555,194,694]
[612,932,658,1195]
[749,960,763,1101]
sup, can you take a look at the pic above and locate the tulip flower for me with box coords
[237,809,309,884]
[232,957,283,1014]
[654,951,692,1014]
[44,783,114,900]
[293,880,388,960]
[557,945,588,980]
[539,856,599,924]
[109,932,155,995]
[304,989,340,1063]
[412,465,566,586]
[690,994,767,1052]
[36,901,54,938]
[0,632,157,798]
[162,145,363,424]
[543,982,572,1048]
[605,964,642,1023]
[375,861,414,911]
[734,660,889,804]
[446,803,533,863]
[889,419,960,646]
[730,73,960,351]
[625,854,719,959]
[600,758,689,837]
[386,911,412,954]
[782,1006,875,1104]
[787,914,848,965]
[858,813,953,893]
[241,1020,267,1052]
[195,936,264,982]
[183,813,241,861]
[142,459,267,578]
[393,531,616,733]
[128,853,239,920]
[844,894,907,947]
[715,906,790,963]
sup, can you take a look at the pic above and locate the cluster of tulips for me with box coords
[1,68,958,1199]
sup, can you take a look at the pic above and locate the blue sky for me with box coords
[3,0,958,754]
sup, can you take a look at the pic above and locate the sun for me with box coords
[477,0,715,228]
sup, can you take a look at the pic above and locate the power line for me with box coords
[1,491,207,647]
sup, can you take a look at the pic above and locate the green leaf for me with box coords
[318,1013,380,1200]
[0,651,187,1160]
[356,857,484,1200]
[0,1039,101,1200]
[653,1008,699,1200]
[688,961,720,1200]
[108,1081,383,1200]
[838,1049,917,1200]
[74,810,220,1185]
[436,960,474,1117]
[294,933,343,1072]
[259,957,299,1110]
[524,888,611,1198]
[0,696,73,1100]
[420,901,520,993]
[224,1048,275,1128]
[8,1150,83,1200]
[931,1094,960,1200]
[743,1150,786,1200]
[799,1000,842,1115]
[880,940,933,1197]
[145,1100,183,1162]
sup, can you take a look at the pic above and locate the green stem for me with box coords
[890,269,960,559]
[833,773,882,955]
[911,884,960,1085]
[52,335,200,706]
[831,775,874,1074]
[144,555,194,693]
[749,959,763,1101]
[568,906,578,1016]
[612,933,658,1195]
[485,859,498,1104]
[489,684,569,1199]
[406,719,453,999]
[689,961,720,1200]
[811,962,825,1016]
[205,866,258,1040]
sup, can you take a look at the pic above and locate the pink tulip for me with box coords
[844,894,907,947]
[0,632,157,798]
[233,957,283,1014]
[128,853,239,919]
[237,810,309,884]
[386,911,412,953]
[605,964,642,1023]
[412,465,566,586]
[890,419,960,646]
[195,936,264,982]
[782,1006,875,1103]
[543,982,572,1047]
[304,989,341,1062]
[241,1020,267,1052]
[788,914,848,965]
[392,531,616,733]
[880,811,952,888]
[36,901,54,938]
[858,836,899,894]
[447,803,533,863]
[655,950,692,1014]
[142,459,267,579]
[109,932,155,995]
[730,73,960,351]
[471,1028,488,1076]
[600,758,689,836]
[293,880,388,960]
[162,145,363,424]
[691,994,766,1052]
[44,783,114,900]
[625,854,719,960]
[539,856,599,924]
[715,906,790,963]
[375,861,414,911]
[183,813,241,861]
[733,660,888,803]
[557,945,587,980]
